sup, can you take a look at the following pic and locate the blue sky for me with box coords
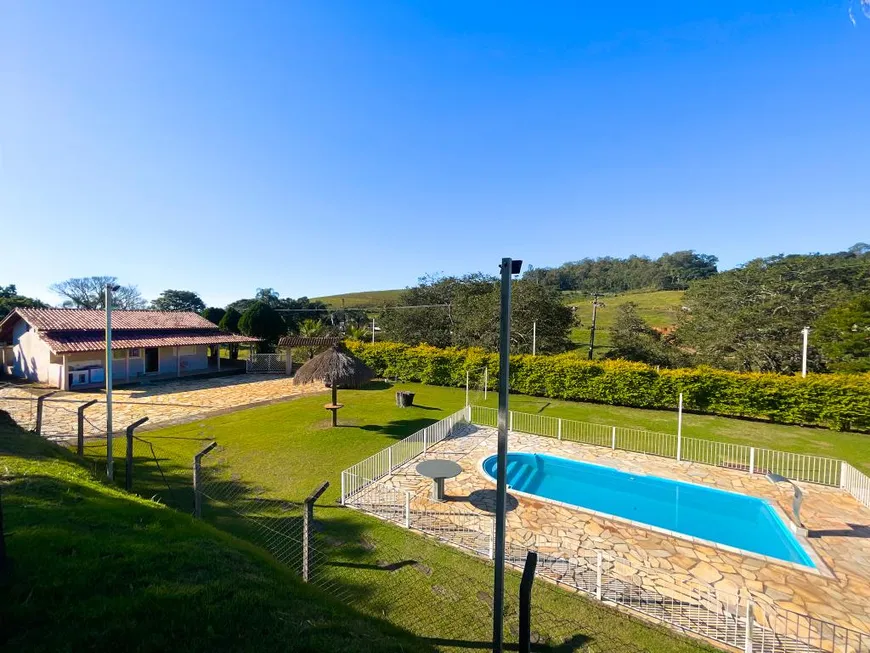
[1,1,868,307]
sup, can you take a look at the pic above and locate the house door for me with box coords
[144,347,159,373]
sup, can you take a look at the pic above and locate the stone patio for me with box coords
[376,424,870,635]
[0,375,327,436]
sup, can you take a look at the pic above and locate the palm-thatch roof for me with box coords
[293,344,374,388]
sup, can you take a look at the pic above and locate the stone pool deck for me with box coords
[376,425,870,635]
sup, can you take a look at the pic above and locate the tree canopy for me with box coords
[377,274,573,354]
[238,302,286,351]
[675,250,870,373]
[49,276,146,309]
[0,284,47,319]
[606,303,687,368]
[201,307,226,326]
[524,251,718,293]
[151,289,206,313]
[814,296,870,373]
[219,307,242,333]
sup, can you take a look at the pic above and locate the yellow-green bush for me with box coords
[346,341,870,431]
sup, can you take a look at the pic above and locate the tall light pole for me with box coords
[588,293,603,360]
[492,257,521,653]
[801,326,810,378]
[105,283,120,480]
[371,318,376,344]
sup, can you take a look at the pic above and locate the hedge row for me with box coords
[346,341,870,431]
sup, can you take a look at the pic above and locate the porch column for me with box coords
[217,345,221,371]
[285,347,292,375]
[125,350,130,382]
[61,354,69,391]
[176,346,181,377]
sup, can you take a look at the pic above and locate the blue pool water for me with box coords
[482,453,815,567]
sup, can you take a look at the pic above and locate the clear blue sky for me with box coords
[2,1,868,307]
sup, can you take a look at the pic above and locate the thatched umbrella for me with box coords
[294,344,374,426]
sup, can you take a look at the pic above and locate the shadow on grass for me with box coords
[359,418,442,437]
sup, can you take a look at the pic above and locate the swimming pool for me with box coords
[482,452,815,567]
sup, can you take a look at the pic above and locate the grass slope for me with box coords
[564,290,685,350]
[0,415,429,653]
[313,289,404,309]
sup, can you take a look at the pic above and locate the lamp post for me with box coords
[492,257,522,653]
[801,326,810,378]
[105,283,120,480]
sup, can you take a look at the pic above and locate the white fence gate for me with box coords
[246,353,287,374]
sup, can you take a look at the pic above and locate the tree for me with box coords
[0,284,47,319]
[151,289,206,313]
[344,325,370,342]
[607,303,688,367]
[814,296,870,372]
[201,307,226,325]
[676,251,870,373]
[378,274,573,354]
[226,298,256,314]
[49,276,146,309]
[219,307,243,359]
[522,251,718,293]
[255,287,282,307]
[298,318,328,359]
[238,302,286,352]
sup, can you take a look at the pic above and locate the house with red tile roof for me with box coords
[0,308,260,389]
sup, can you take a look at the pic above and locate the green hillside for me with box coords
[564,289,684,351]
[313,288,404,308]
[0,414,426,653]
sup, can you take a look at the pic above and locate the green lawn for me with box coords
[69,380,870,650]
[0,416,429,653]
[84,383,721,653]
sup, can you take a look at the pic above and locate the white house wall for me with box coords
[12,320,52,383]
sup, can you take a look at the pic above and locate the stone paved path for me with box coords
[1,376,326,437]
[375,425,870,635]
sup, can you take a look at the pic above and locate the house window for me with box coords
[128,348,141,359]
[112,349,126,359]
[179,345,197,356]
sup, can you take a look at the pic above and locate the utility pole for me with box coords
[532,321,537,356]
[588,294,603,360]
[492,257,521,653]
[801,326,810,378]
[371,317,376,344]
[105,283,119,480]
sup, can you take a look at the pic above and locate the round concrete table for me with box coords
[416,459,462,501]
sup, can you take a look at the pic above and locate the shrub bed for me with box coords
[346,341,870,431]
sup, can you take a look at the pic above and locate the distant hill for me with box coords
[313,289,404,309]
[563,289,684,351]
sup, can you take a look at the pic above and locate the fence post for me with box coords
[557,418,562,441]
[423,428,428,452]
[404,491,411,528]
[611,426,617,450]
[676,393,683,462]
[193,441,218,518]
[34,391,57,435]
[744,600,754,653]
[596,551,603,601]
[76,399,98,457]
[840,461,848,490]
[124,417,149,492]
[467,404,472,422]
[340,472,346,506]
[303,481,329,582]
[519,550,538,653]
[749,448,756,475]
[465,370,469,407]
[388,447,393,472]
[509,411,514,432]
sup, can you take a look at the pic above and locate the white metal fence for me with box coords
[842,463,870,510]
[341,407,469,504]
[246,353,287,374]
[472,405,864,491]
